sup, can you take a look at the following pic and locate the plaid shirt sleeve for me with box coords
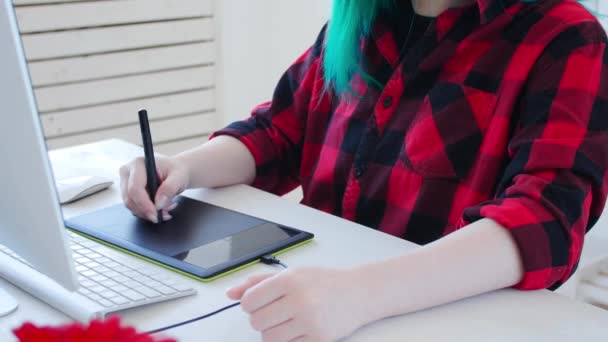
[464,22,608,290]
[210,25,328,195]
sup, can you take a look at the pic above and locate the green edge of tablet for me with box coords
[68,228,313,282]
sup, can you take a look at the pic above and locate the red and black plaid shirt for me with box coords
[213,0,608,290]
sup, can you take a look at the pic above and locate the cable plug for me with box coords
[260,254,288,269]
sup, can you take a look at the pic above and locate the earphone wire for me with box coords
[398,6,417,62]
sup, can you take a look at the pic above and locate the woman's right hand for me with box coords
[119,156,190,223]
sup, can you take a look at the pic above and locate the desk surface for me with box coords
[1,139,607,341]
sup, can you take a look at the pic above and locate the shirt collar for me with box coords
[370,0,516,65]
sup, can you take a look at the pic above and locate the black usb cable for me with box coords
[145,255,288,335]
[145,302,241,334]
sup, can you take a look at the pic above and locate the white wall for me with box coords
[215,0,329,125]
[598,0,608,28]
[215,1,605,127]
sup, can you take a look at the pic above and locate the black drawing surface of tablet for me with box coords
[65,196,314,280]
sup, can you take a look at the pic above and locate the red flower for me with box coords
[13,316,176,342]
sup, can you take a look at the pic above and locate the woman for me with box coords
[121,0,608,341]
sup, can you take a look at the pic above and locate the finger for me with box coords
[155,157,170,180]
[119,169,129,205]
[154,172,184,210]
[119,164,129,180]
[119,163,134,205]
[128,185,156,221]
[261,319,304,342]
[250,297,294,332]
[127,162,157,222]
[131,192,157,223]
[240,273,291,313]
[226,274,275,300]
[161,211,172,221]
[167,202,178,212]
[287,336,310,342]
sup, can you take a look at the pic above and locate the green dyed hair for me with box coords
[323,0,605,95]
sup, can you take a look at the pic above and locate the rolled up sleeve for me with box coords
[211,24,328,195]
[464,22,608,290]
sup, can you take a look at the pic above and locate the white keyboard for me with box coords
[0,231,196,315]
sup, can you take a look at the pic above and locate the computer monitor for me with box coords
[0,0,78,297]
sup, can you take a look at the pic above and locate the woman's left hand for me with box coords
[226,267,366,342]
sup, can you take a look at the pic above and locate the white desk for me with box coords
[1,139,607,341]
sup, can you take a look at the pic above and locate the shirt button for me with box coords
[355,167,363,178]
[382,96,393,109]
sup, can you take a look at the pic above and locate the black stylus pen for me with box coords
[138,109,163,224]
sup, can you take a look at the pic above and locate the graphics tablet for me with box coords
[65,196,314,281]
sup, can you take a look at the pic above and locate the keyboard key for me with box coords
[99,290,119,299]
[123,280,142,288]
[133,286,161,298]
[75,265,88,273]
[150,274,174,282]
[79,240,98,248]
[147,280,164,288]
[75,257,91,264]
[90,275,109,283]
[81,270,97,277]
[110,296,130,305]
[154,285,176,295]
[105,261,120,269]
[132,275,153,284]
[169,283,193,292]
[96,257,111,263]
[84,262,100,268]
[78,288,92,295]
[123,270,143,279]
[72,252,86,258]
[109,284,129,293]
[88,285,105,293]
[114,265,131,273]
[92,265,110,273]
[138,267,159,276]
[80,279,96,288]
[102,271,120,278]
[122,290,146,302]
[97,299,113,307]
[112,275,130,283]
[100,279,118,288]
[71,234,86,242]
[86,293,102,301]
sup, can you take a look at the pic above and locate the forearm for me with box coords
[173,135,256,189]
[353,218,524,323]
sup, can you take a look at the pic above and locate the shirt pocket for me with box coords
[403,82,497,179]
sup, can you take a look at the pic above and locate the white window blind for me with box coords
[13,0,219,155]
